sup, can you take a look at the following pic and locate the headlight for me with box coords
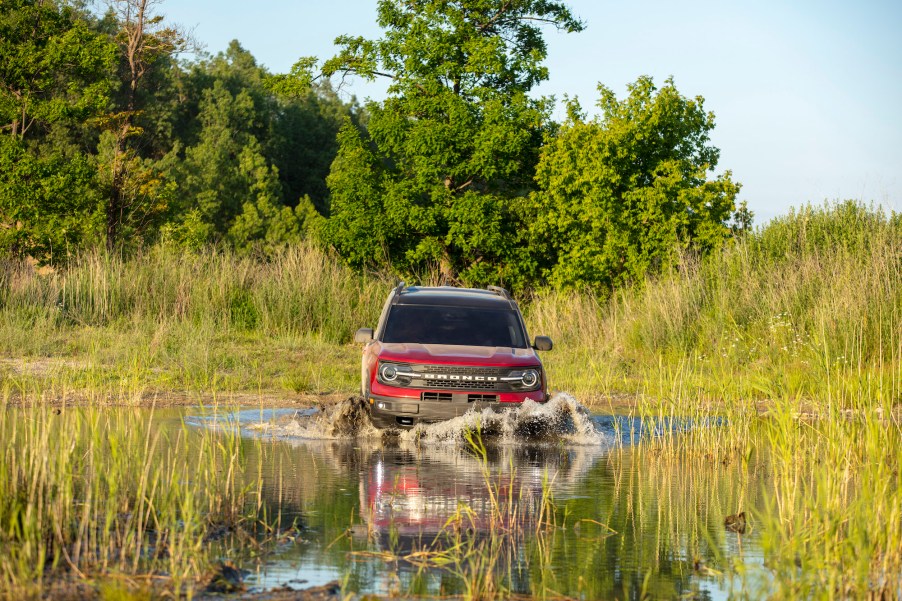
[377,362,416,385]
[380,364,398,382]
[500,368,542,390]
[521,369,539,388]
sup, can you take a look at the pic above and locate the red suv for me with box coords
[354,284,553,429]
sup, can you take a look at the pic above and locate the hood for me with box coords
[377,343,541,367]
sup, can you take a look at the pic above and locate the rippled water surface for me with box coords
[181,396,767,599]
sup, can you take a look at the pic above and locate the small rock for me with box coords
[724,511,747,534]
[206,561,246,593]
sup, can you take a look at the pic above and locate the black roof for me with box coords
[393,286,517,309]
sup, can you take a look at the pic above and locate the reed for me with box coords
[752,370,901,598]
[529,201,900,407]
[625,306,901,597]
[0,243,383,398]
[0,243,385,339]
[0,401,263,598]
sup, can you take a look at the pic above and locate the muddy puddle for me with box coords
[179,394,767,599]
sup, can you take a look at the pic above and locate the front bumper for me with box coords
[366,388,547,429]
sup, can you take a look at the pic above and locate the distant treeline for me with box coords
[1,0,754,293]
[0,0,354,257]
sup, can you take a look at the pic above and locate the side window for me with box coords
[374,291,395,341]
[514,305,531,347]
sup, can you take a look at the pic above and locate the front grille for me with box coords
[467,394,497,403]
[425,379,497,390]
[421,392,453,402]
[395,363,510,391]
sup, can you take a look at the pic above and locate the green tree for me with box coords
[0,0,116,140]
[0,4,353,259]
[529,77,742,292]
[172,81,278,238]
[164,77,317,251]
[322,0,583,287]
[103,0,187,249]
[0,0,116,259]
[176,42,355,216]
[159,42,350,250]
[269,81,357,215]
[0,137,105,258]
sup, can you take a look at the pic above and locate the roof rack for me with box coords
[393,281,406,296]
[486,285,510,300]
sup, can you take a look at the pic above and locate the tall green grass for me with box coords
[0,201,897,406]
[531,201,901,405]
[0,402,261,598]
[0,243,387,397]
[523,200,901,597]
[0,242,385,342]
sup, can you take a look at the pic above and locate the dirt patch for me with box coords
[0,356,89,377]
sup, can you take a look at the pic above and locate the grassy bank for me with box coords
[1,201,897,410]
[535,200,900,407]
[0,243,387,402]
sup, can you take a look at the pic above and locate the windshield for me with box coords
[381,305,528,348]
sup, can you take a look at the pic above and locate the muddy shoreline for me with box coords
[6,387,900,421]
[3,389,351,409]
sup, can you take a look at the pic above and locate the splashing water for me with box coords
[247,397,384,440]
[248,393,609,446]
[405,393,606,446]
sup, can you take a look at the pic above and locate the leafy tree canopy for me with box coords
[0,136,106,257]
[0,0,748,294]
[322,0,583,286]
[160,42,350,250]
[0,0,116,258]
[529,76,742,292]
[322,0,583,98]
[0,0,116,139]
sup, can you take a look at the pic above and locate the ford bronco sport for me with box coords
[354,283,553,429]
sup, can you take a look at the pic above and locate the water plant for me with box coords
[0,400,265,598]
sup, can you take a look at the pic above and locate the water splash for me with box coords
[247,397,385,440]
[248,393,610,446]
[399,393,607,446]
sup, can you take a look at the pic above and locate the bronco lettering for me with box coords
[424,374,498,382]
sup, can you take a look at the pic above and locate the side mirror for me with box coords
[533,335,553,351]
[354,328,374,343]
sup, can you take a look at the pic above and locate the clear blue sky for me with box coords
[163,0,901,223]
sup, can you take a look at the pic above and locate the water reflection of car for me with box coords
[354,284,554,429]
[356,446,597,543]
